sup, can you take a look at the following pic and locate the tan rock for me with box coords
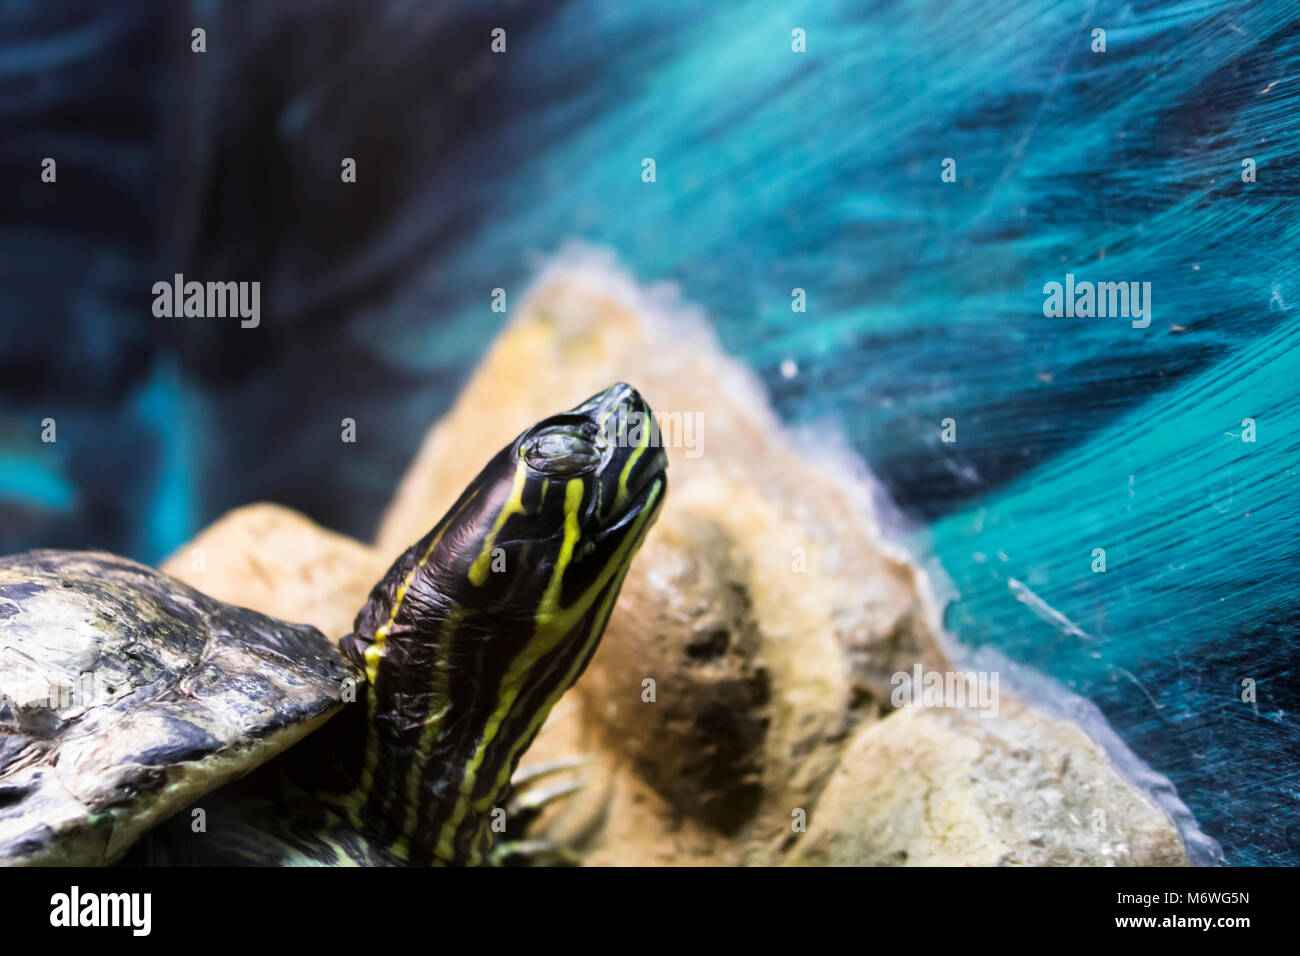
[378,256,946,703]
[153,255,1192,867]
[160,503,387,642]
[790,700,1189,866]
[376,255,948,853]
[509,703,735,866]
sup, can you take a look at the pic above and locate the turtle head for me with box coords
[454,380,669,608]
[341,383,666,864]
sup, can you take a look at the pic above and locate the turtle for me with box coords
[0,382,667,866]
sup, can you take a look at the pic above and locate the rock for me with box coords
[160,503,387,642]
[575,513,771,834]
[154,255,1195,866]
[377,254,948,854]
[790,700,1189,866]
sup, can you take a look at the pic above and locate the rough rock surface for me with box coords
[156,500,1190,865]
[377,258,948,856]
[791,701,1189,866]
[154,259,1192,865]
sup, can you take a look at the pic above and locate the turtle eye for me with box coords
[523,421,603,475]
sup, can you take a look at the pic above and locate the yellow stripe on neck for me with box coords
[388,607,462,861]
[468,460,528,587]
[433,476,663,860]
[330,487,479,828]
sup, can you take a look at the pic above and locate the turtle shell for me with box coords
[0,550,358,866]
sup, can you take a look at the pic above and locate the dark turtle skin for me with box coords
[0,383,667,867]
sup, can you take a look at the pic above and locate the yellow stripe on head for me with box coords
[468,460,529,587]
